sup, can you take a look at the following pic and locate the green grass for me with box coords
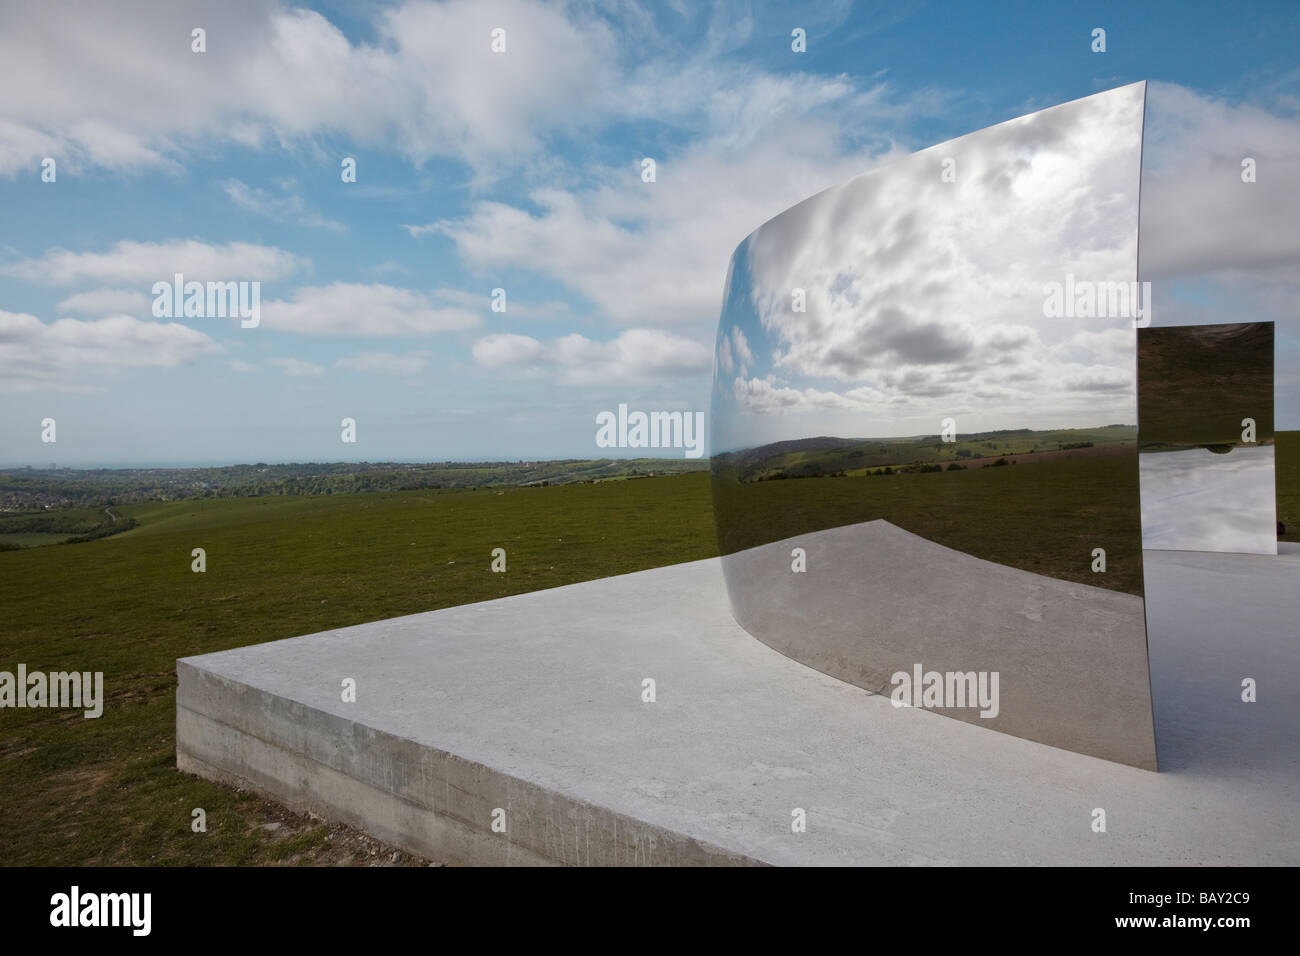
[0,476,715,865]
[0,506,134,549]
[0,533,72,548]
[1,435,1294,865]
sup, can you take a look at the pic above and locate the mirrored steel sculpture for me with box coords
[711,82,1159,768]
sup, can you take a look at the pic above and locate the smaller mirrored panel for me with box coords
[1137,322,1276,554]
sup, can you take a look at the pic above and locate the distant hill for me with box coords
[0,458,708,512]
[714,425,1138,482]
[716,436,865,469]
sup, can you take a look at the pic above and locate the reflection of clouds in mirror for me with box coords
[1140,445,1278,554]
[713,82,1146,452]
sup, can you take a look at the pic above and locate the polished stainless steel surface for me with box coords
[1137,322,1277,555]
[711,83,1158,768]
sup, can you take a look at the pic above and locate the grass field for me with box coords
[0,506,131,550]
[0,476,715,865]
[0,532,71,548]
[1,434,1294,865]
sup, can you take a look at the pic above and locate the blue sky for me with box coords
[1,0,1297,466]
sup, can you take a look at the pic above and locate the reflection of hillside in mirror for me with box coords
[1140,444,1277,554]
[709,83,1156,768]
[713,425,1142,595]
[1137,323,1274,445]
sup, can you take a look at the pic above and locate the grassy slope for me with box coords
[1,435,1294,865]
[0,476,714,865]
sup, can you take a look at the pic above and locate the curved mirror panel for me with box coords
[711,82,1156,768]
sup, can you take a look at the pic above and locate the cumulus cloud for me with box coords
[731,376,874,413]
[259,283,478,336]
[432,70,940,330]
[0,0,623,176]
[472,328,711,385]
[1140,81,1300,280]
[54,287,152,315]
[0,309,221,392]
[4,239,308,285]
[717,334,734,374]
[222,179,345,232]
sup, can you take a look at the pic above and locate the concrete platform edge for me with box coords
[175,661,764,867]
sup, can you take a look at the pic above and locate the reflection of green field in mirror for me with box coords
[1138,323,1274,444]
[1280,431,1299,539]
[714,429,1300,591]
[713,438,1145,596]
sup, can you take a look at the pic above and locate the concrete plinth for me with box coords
[177,543,1300,866]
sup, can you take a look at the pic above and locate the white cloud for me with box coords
[5,239,309,285]
[55,287,152,315]
[731,326,753,375]
[717,334,734,374]
[432,71,936,331]
[222,179,345,232]
[1056,327,1133,362]
[716,325,755,377]
[472,328,710,385]
[0,309,221,392]
[335,351,432,376]
[259,283,478,336]
[0,0,622,176]
[731,376,869,413]
[268,357,325,377]
[1141,82,1300,279]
